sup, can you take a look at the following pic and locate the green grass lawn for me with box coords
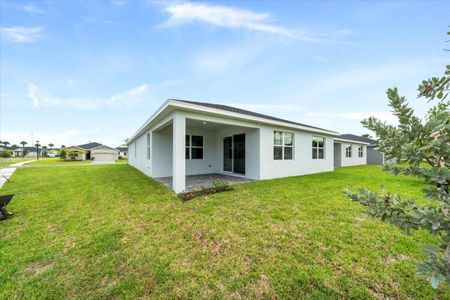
[0,158,33,167]
[25,158,92,166]
[1,165,448,299]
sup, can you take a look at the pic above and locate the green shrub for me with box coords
[178,180,233,201]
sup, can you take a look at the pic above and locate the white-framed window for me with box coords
[186,135,203,159]
[358,145,364,158]
[274,131,294,160]
[146,133,151,160]
[345,145,352,158]
[134,141,137,158]
[312,136,325,159]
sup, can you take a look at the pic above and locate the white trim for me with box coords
[89,145,119,151]
[127,99,339,144]
[334,138,370,145]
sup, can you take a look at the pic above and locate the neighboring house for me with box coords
[338,134,387,165]
[117,146,128,158]
[10,146,38,157]
[127,99,340,193]
[333,136,369,167]
[65,142,118,162]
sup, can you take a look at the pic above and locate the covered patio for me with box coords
[154,173,253,192]
[151,111,260,193]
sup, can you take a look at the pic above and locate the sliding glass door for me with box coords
[223,134,245,175]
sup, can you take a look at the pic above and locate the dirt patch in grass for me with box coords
[25,261,54,276]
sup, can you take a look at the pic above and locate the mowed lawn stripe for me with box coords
[0,165,447,299]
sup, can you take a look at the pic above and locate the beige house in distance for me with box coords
[65,142,118,162]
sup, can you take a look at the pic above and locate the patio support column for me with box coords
[172,112,186,193]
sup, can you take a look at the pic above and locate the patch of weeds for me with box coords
[178,181,233,201]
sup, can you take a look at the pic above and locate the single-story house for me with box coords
[65,142,118,162]
[9,146,38,157]
[127,99,340,193]
[117,146,128,158]
[338,134,387,165]
[333,135,369,167]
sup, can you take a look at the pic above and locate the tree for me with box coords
[48,143,54,149]
[42,146,48,157]
[343,59,449,288]
[361,133,373,139]
[2,141,10,147]
[35,141,41,160]
[20,141,28,148]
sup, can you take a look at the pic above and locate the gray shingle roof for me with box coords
[77,142,103,150]
[117,146,127,151]
[339,134,378,145]
[172,99,337,133]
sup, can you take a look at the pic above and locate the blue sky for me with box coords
[1,0,449,147]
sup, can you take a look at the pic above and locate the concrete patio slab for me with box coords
[155,173,252,192]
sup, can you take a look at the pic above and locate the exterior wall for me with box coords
[367,146,384,165]
[129,129,153,177]
[186,127,219,176]
[336,143,367,167]
[128,108,337,187]
[152,125,172,177]
[259,126,334,180]
[119,151,127,157]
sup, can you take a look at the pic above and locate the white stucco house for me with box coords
[127,99,340,193]
[333,136,369,167]
[335,134,388,165]
[65,142,118,162]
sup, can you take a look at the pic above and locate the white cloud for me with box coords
[192,44,263,73]
[22,4,45,14]
[0,26,44,43]
[305,111,398,124]
[228,103,306,113]
[108,84,150,107]
[161,2,354,43]
[25,82,151,110]
[26,81,40,108]
[163,2,294,37]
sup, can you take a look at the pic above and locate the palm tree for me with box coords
[2,141,10,147]
[35,141,41,160]
[48,143,54,149]
[20,141,28,148]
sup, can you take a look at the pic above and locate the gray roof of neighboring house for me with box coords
[172,99,336,133]
[12,146,38,152]
[339,134,378,145]
[117,146,128,151]
[77,142,104,150]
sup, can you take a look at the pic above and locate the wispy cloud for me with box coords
[305,111,397,124]
[108,84,150,107]
[163,2,295,37]
[26,82,151,110]
[192,44,263,73]
[161,2,354,43]
[228,103,306,113]
[22,4,45,14]
[1,26,44,43]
